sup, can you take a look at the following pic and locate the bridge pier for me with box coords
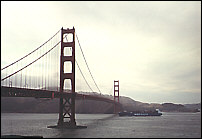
[58,27,77,128]
[48,27,86,129]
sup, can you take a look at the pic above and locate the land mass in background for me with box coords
[1,91,200,113]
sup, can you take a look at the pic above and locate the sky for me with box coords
[1,1,201,104]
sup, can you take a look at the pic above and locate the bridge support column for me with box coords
[48,27,86,129]
[57,27,76,128]
[114,80,120,113]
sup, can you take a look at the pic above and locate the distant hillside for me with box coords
[1,92,200,113]
[118,97,200,113]
[184,103,201,110]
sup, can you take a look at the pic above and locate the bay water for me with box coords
[1,112,201,138]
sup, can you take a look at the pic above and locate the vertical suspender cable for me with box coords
[41,43,44,89]
[47,42,49,90]
[20,64,22,88]
[45,44,47,90]
[36,50,38,88]
[14,65,16,87]
[29,58,31,88]
[25,68,26,88]
[44,44,46,90]
[6,69,7,86]
[56,35,59,91]
[40,45,42,89]
[16,63,18,87]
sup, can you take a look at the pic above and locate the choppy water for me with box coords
[1,112,201,138]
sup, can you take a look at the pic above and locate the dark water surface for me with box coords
[1,112,201,138]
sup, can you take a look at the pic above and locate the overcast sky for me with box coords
[1,1,201,104]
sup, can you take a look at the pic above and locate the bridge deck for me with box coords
[1,86,120,105]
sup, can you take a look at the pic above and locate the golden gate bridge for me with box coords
[1,27,122,129]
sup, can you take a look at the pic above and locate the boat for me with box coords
[118,109,162,117]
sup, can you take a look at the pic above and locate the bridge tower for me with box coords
[58,27,76,127]
[114,80,120,113]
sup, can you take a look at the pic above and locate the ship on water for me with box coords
[118,109,162,117]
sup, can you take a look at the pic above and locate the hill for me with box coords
[118,96,200,113]
[1,92,200,113]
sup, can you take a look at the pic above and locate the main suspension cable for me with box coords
[75,32,102,94]
[64,35,94,92]
[1,41,61,81]
[75,60,94,92]
[1,29,60,71]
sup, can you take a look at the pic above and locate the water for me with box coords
[1,112,201,138]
